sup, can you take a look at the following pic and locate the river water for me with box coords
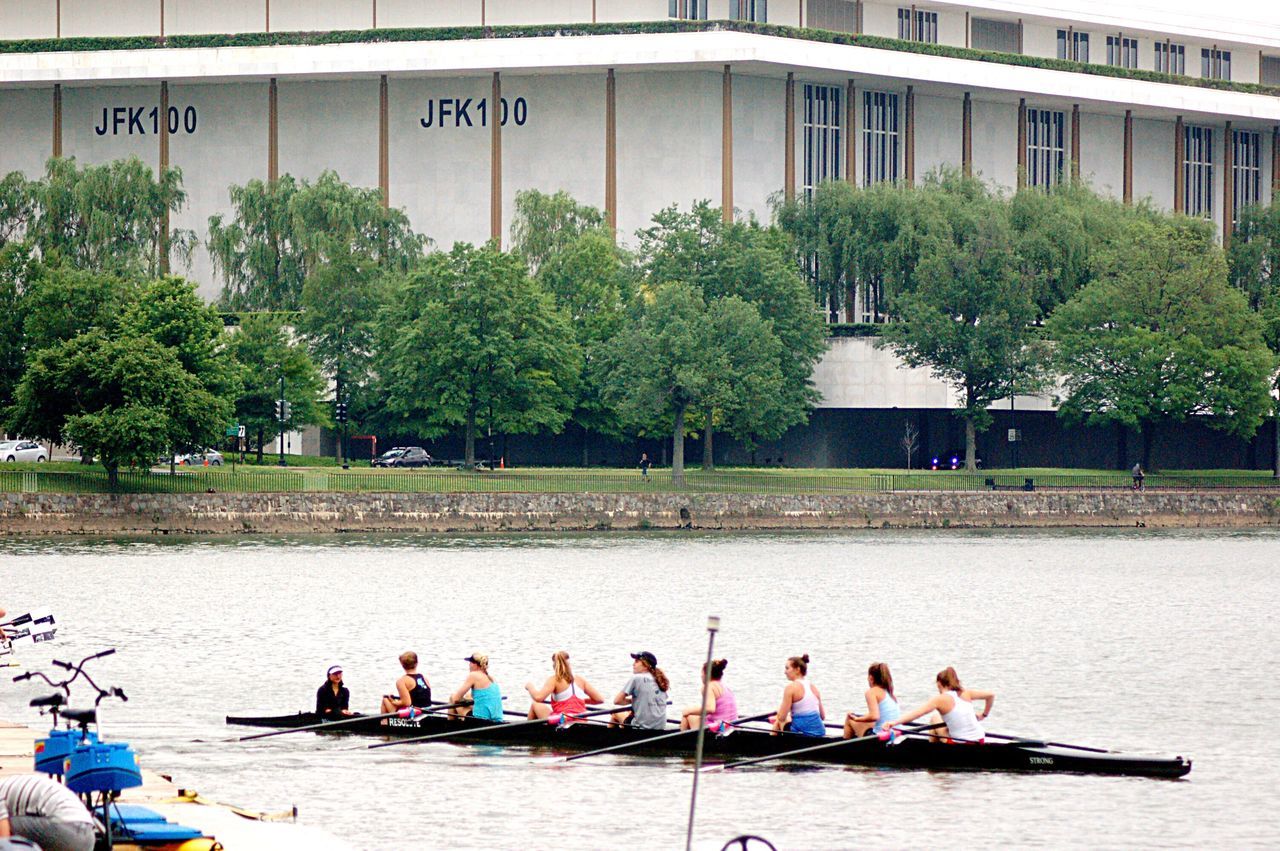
[3,529,1278,849]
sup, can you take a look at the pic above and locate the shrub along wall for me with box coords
[0,21,1275,99]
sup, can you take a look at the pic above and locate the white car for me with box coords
[174,449,224,466]
[0,440,48,463]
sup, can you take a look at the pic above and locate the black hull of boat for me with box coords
[226,712,1191,778]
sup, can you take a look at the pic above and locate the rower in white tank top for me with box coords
[940,690,985,742]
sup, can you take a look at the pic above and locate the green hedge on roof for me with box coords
[0,19,1276,99]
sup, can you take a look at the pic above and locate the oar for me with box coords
[982,731,1112,754]
[715,722,947,771]
[367,704,629,750]
[238,702,471,742]
[563,711,776,762]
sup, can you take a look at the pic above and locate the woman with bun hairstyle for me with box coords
[679,658,737,730]
[772,654,826,737]
[524,650,605,720]
[883,666,994,743]
[842,662,900,738]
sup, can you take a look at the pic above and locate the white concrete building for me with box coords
[0,1,1276,465]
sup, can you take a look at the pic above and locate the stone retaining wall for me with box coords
[1,490,1278,535]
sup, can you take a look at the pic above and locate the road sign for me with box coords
[238,425,246,438]
[225,425,239,437]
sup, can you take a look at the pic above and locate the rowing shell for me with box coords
[226,712,1191,778]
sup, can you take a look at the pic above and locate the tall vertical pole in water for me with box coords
[686,615,720,851]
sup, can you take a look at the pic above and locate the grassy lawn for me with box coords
[0,461,1275,494]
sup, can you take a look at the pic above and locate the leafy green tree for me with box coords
[510,189,606,277]
[298,252,386,463]
[878,175,1047,471]
[21,264,133,355]
[0,171,35,248]
[32,157,193,277]
[374,242,579,466]
[637,202,826,469]
[209,172,427,311]
[0,245,36,412]
[227,314,328,462]
[1048,215,1276,468]
[1228,200,1280,476]
[603,282,783,484]
[8,277,238,487]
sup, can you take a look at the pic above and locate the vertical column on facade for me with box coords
[268,78,279,181]
[855,1,864,33]
[846,80,856,185]
[265,0,270,32]
[964,12,970,48]
[1070,104,1081,183]
[797,0,804,28]
[1222,121,1233,247]
[160,0,166,38]
[1017,19,1024,53]
[372,0,378,28]
[1174,116,1185,213]
[1122,110,1133,203]
[904,86,915,186]
[722,65,733,223]
[55,0,61,37]
[159,81,170,273]
[592,0,597,23]
[784,73,795,203]
[379,75,390,208]
[605,69,617,236]
[491,72,502,244]
[1016,98,1026,190]
[52,84,62,158]
[961,92,972,178]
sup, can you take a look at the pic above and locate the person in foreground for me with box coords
[680,658,737,730]
[883,666,994,743]
[843,662,900,738]
[380,651,432,714]
[0,774,94,851]
[316,664,352,720]
[772,654,825,736]
[525,650,604,720]
[450,652,504,721]
[611,651,670,730]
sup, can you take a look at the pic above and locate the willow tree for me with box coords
[510,189,607,277]
[31,156,193,277]
[209,171,426,311]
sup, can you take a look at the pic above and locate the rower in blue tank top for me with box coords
[773,654,827,737]
[843,662,902,738]
[450,652,504,722]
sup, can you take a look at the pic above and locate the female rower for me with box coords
[380,651,431,714]
[611,651,670,730]
[680,658,737,731]
[316,664,352,720]
[883,666,994,743]
[773,654,826,736]
[449,652,504,722]
[842,662,899,738]
[524,650,604,720]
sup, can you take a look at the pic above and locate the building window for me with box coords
[1155,42,1186,75]
[668,0,708,19]
[971,17,1019,53]
[1184,125,1214,218]
[1232,130,1261,227]
[803,84,842,197]
[807,0,859,32]
[862,91,900,185]
[1025,108,1066,190]
[1056,29,1089,62]
[1201,48,1231,80]
[728,0,766,21]
[897,8,938,43]
[1263,56,1280,86]
[1106,36,1138,69]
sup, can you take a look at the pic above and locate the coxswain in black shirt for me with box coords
[316,664,352,719]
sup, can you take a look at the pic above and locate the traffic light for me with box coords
[335,402,348,424]
[275,399,283,420]
[281,400,292,421]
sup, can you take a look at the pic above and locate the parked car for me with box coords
[0,440,48,463]
[372,446,433,468]
[174,449,224,466]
